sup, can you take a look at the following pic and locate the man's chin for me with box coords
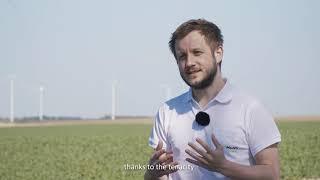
[186,79,213,89]
[182,77,207,89]
[187,81,203,89]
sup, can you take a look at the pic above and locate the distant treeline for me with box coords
[0,116,82,123]
[0,115,151,123]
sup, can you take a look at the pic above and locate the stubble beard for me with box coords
[181,63,217,90]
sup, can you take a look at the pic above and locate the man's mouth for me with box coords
[185,70,201,80]
[186,70,201,75]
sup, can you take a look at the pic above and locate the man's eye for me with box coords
[194,51,202,56]
[178,55,186,60]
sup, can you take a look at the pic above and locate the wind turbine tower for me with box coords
[111,81,117,120]
[39,85,44,121]
[9,77,14,123]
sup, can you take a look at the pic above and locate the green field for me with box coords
[0,121,319,180]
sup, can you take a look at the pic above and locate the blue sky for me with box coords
[0,0,319,118]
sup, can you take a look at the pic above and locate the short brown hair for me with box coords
[169,19,224,59]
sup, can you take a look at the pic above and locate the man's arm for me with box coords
[185,134,280,180]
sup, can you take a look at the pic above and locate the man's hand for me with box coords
[144,141,179,180]
[185,134,280,179]
[185,133,227,172]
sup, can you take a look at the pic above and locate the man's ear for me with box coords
[214,46,223,64]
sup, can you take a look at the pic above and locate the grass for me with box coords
[0,121,319,180]
[277,121,320,179]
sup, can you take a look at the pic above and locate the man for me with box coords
[144,19,281,180]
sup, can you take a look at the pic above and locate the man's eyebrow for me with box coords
[176,50,184,55]
[191,47,203,51]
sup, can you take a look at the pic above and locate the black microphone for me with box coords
[195,111,210,126]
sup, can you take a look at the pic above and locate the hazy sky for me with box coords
[1,0,319,118]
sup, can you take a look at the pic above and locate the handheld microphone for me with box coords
[195,111,210,126]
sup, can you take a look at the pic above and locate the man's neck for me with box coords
[192,71,226,109]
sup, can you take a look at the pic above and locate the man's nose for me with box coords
[186,54,195,67]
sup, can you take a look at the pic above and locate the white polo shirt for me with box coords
[148,80,281,180]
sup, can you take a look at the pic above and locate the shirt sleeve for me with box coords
[246,100,281,157]
[148,105,170,151]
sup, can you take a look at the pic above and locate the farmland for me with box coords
[0,120,319,180]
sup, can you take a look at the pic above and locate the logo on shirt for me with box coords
[225,145,240,152]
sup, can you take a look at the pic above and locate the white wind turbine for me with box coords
[9,75,15,123]
[39,85,44,121]
[111,81,117,120]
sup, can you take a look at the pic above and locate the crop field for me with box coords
[0,120,319,180]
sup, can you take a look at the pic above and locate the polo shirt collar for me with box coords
[214,79,233,103]
[183,78,233,104]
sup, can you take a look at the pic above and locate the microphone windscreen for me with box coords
[195,111,210,126]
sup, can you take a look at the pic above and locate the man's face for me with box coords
[175,31,219,89]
